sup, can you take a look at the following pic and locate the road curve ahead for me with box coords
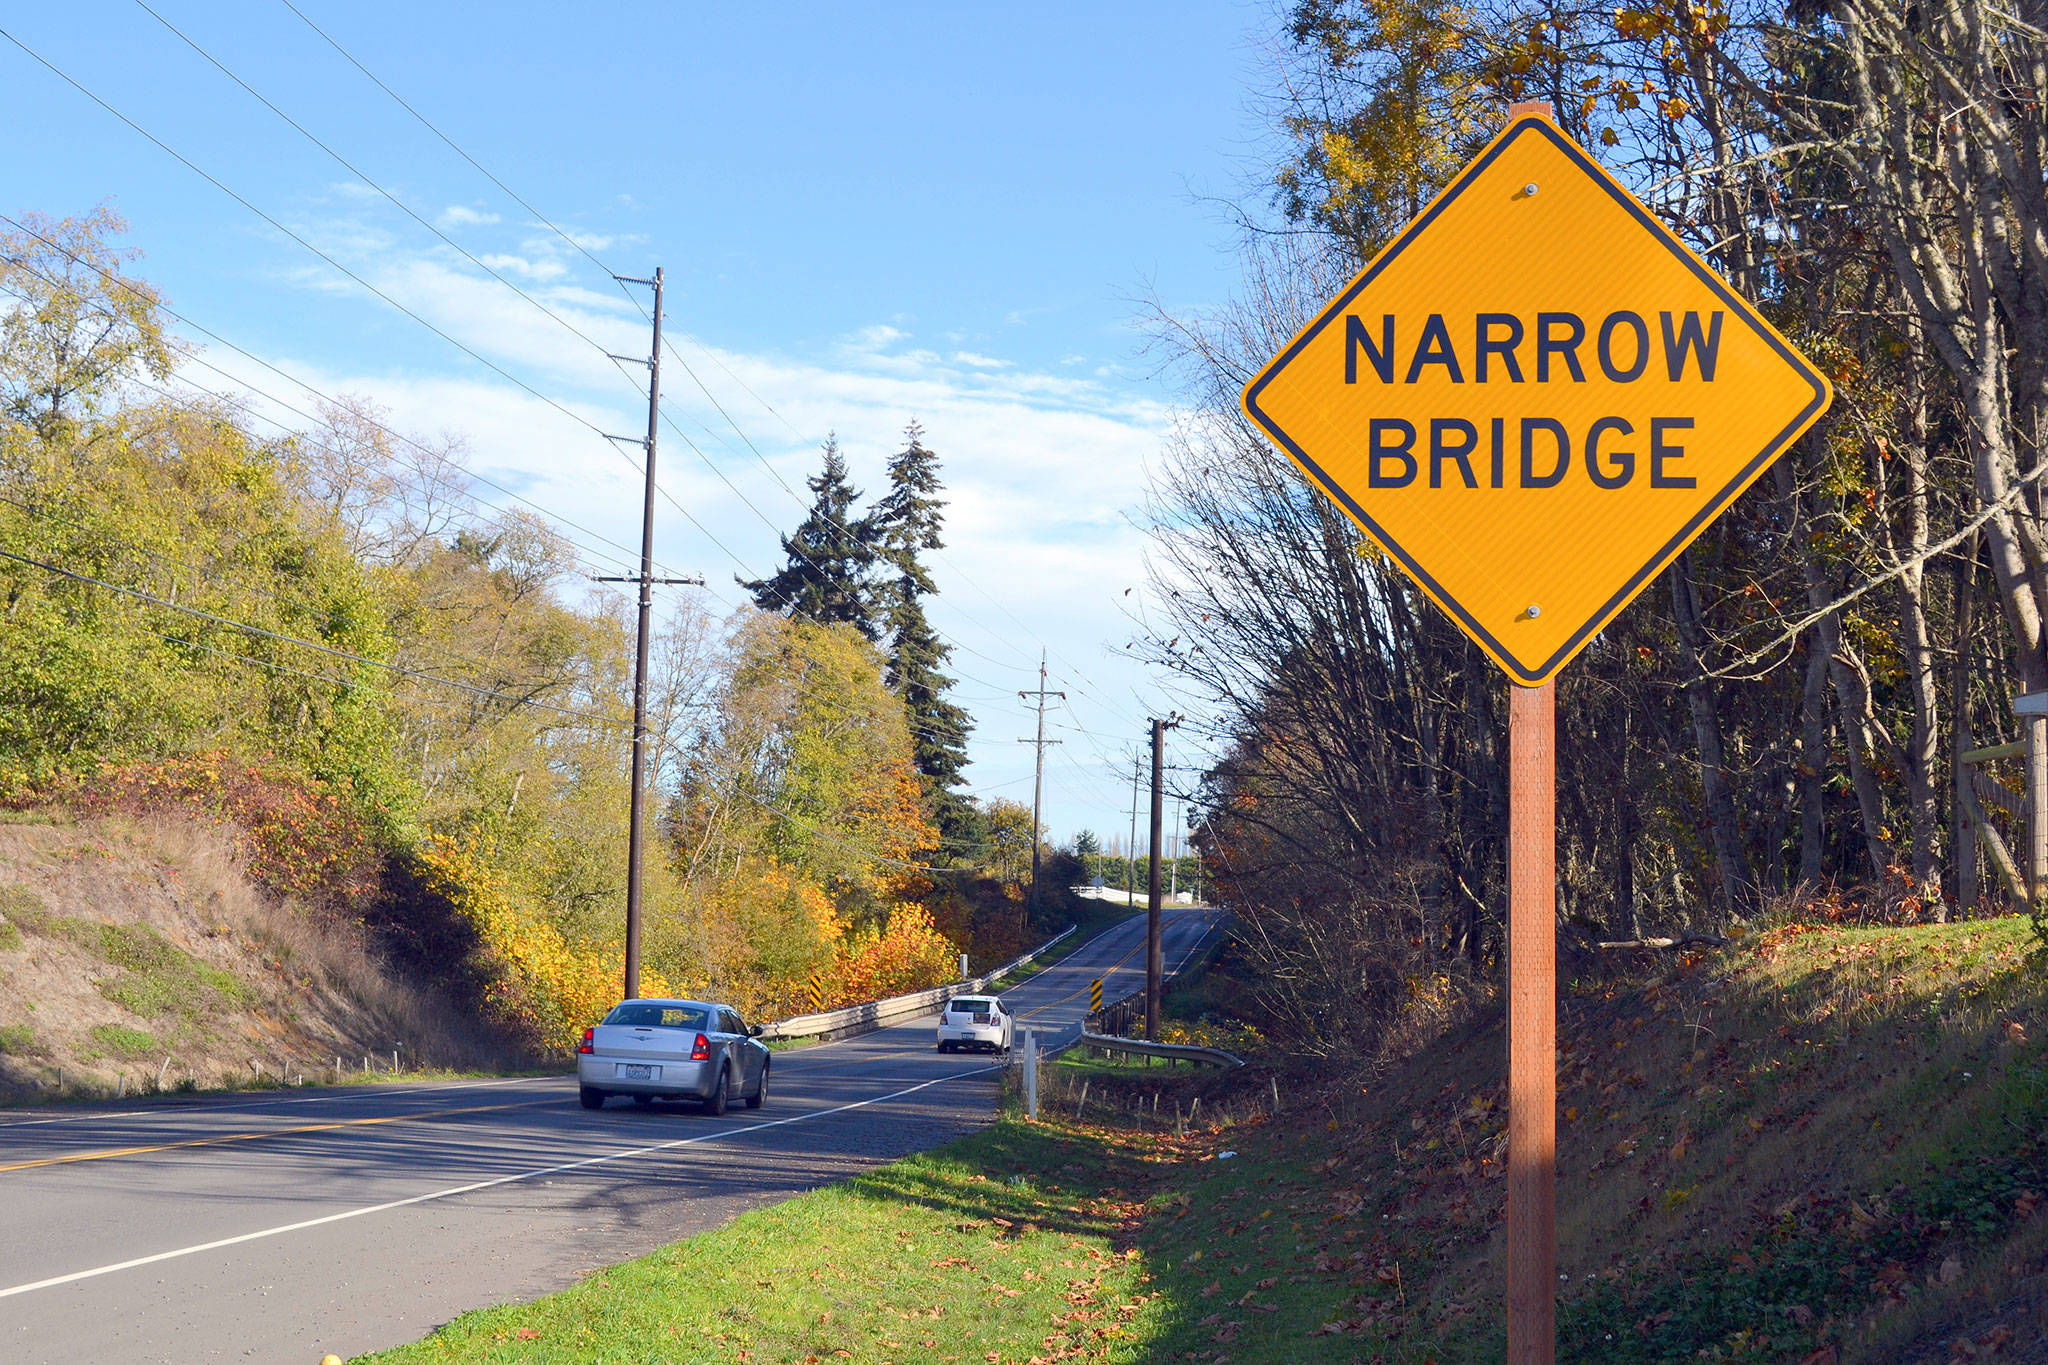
[0,905,1219,1363]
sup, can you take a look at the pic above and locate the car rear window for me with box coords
[952,998,993,1013]
[603,1002,710,1030]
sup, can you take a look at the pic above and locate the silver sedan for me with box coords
[577,998,771,1114]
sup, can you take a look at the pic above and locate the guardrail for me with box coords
[1074,1031,1244,1069]
[761,924,1077,1043]
[1081,911,1227,1039]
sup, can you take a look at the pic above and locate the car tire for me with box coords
[746,1060,768,1109]
[937,1040,952,1053]
[579,1087,605,1110]
[703,1067,729,1116]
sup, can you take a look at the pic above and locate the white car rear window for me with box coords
[952,998,993,1013]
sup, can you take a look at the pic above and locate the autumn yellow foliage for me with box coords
[412,835,681,1054]
[828,903,959,1008]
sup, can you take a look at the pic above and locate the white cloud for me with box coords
[438,205,501,229]
[477,253,568,282]
[208,227,1172,832]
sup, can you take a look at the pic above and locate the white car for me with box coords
[936,995,1013,1053]
[577,997,770,1114]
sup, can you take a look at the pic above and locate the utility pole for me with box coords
[1016,650,1064,909]
[1145,716,1179,1040]
[597,267,702,1001]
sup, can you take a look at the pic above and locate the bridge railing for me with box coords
[761,925,1077,1043]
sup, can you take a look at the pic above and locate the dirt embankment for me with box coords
[0,811,518,1099]
[1120,915,2048,1362]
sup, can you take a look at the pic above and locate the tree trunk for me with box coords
[1669,550,1753,911]
[1892,329,1942,892]
[1948,536,1980,917]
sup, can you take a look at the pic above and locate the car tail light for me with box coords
[578,1027,594,1055]
[690,1033,711,1061]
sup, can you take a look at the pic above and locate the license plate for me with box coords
[619,1064,656,1080]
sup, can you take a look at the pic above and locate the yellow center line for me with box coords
[0,1099,550,1174]
[1017,912,1215,1018]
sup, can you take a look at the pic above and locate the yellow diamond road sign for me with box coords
[1241,114,1832,685]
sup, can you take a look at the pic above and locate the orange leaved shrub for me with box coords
[827,902,959,1008]
[17,750,380,903]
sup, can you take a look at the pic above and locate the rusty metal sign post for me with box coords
[1238,102,1831,1361]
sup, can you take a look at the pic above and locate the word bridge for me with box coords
[1344,309,1727,492]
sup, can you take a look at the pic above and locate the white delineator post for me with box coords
[1022,1027,1038,1121]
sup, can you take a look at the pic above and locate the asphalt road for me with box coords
[0,905,1219,1363]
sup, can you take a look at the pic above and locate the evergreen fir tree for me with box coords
[738,435,877,637]
[867,422,975,843]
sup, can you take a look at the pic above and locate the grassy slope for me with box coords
[355,916,2048,1364]
[0,810,516,1101]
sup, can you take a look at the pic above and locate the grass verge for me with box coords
[355,1059,1375,1365]
[358,915,2048,1364]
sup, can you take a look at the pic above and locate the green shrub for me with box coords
[88,1023,157,1058]
[90,923,252,1017]
[0,918,18,951]
[0,883,48,934]
[0,1023,42,1055]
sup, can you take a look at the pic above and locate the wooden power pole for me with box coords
[1144,717,1177,1040]
[598,267,701,1001]
[1016,650,1064,908]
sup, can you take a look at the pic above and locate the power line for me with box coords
[0,213,671,583]
[0,27,644,480]
[0,256,995,758]
[257,2,1158,760]
[274,0,807,450]
[13,16,1150,799]
[263,2,1051,685]
[131,0,657,410]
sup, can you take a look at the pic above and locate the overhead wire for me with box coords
[276,0,808,454]
[265,0,1066,684]
[0,275,993,760]
[0,26,652,489]
[0,213,669,583]
[15,10,1159,827]
[271,0,1168,815]
[130,0,661,411]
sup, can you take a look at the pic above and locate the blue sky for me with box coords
[4,1,1285,844]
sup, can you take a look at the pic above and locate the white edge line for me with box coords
[0,1065,1000,1301]
[0,1076,555,1129]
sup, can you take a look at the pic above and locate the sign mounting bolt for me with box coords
[1523,183,1539,196]
[1526,605,1542,619]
